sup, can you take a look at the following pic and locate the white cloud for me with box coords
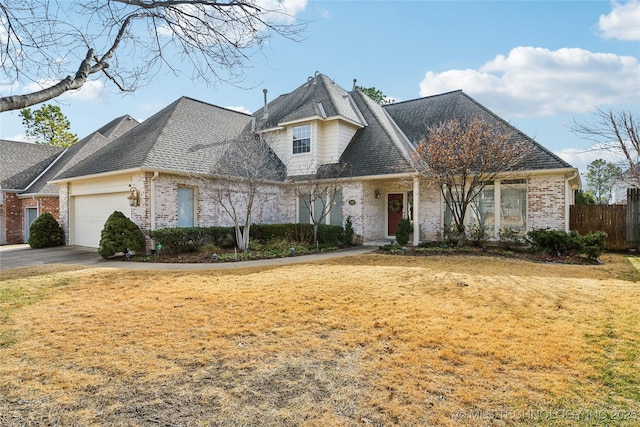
[258,0,308,23]
[419,46,640,118]
[556,144,632,176]
[225,105,252,114]
[598,0,640,41]
[23,79,105,102]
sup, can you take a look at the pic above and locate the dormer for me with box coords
[254,73,367,176]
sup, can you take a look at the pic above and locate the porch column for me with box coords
[413,176,420,244]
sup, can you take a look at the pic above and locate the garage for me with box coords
[72,193,131,248]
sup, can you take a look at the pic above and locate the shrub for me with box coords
[28,213,64,248]
[344,216,355,246]
[498,228,525,250]
[395,218,412,246]
[581,231,607,260]
[148,226,235,254]
[526,228,608,260]
[98,211,146,259]
[468,224,489,247]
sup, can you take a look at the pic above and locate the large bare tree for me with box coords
[571,108,639,183]
[412,117,528,245]
[0,0,304,111]
[193,131,285,252]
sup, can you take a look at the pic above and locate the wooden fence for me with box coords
[570,204,627,250]
[628,188,640,250]
[570,188,640,251]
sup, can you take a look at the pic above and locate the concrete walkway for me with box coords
[0,244,378,271]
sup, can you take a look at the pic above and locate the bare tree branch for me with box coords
[1,0,305,111]
[571,108,640,180]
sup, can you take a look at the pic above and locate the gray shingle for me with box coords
[55,98,253,180]
[383,91,573,171]
[0,140,63,190]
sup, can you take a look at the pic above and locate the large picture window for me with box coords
[470,184,495,237]
[500,179,527,233]
[177,187,195,228]
[292,124,311,154]
[298,189,342,226]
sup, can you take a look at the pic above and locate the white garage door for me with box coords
[72,193,130,248]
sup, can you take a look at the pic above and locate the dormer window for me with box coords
[292,124,311,154]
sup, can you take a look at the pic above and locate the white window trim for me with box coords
[292,124,311,155]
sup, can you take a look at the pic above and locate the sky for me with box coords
[1,0,639,179]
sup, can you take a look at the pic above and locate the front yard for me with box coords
[1,253,639,426]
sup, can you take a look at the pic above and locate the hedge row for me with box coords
[148,223,345,255]
[526,228,607,260]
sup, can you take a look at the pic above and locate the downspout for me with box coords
[150,172,159,247]
[565,169,579,232]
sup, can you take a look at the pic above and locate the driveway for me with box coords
[0,244,377,271]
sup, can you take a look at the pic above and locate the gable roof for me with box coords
[383,91,573,171]
[25,115,139,194]
[255,73,365,129]
[55,98,253,180]
[0,140,64,191]
[337,90,413,177]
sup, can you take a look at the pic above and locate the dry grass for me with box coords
[1,253,639,426]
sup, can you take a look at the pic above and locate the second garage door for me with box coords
[72,193,131,248]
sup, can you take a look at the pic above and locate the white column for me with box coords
[413,176,420,244]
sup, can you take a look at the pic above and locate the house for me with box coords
[611,163,639,204]
[34,73,578,249]
[0,116,138,244]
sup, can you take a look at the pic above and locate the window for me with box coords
[177,187,194,228]
[292,124,311,154]
[500,180,527,233]
[470,185,495,237]
[298,189,342,225]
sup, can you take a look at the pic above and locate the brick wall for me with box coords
[1,192,61,244]
[528,175,567,231]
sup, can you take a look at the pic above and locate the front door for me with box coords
[387,193,404,236]
[25,207,38,243]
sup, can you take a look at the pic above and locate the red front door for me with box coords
[387,193,403,236]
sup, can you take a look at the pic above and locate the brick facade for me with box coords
[527,175,568,231]
[1,191,60,244]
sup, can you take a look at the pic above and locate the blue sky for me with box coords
[1,0,639,177]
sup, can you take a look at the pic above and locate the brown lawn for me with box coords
[1,253,639,426]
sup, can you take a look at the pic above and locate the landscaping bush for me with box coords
[344,216,355,246]
[498,227,526,250]
[98,211,146,259]
[395,218,412,246]
[526,228,607,260]
[28,213,64,248]
[148,226,235,255]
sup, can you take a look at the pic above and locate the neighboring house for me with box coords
[1,140,63,244]
[611,163,639,204]
[46,73,579,249]
[0,115,139,244]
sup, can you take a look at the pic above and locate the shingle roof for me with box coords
[0,140,63,190]
[383,91,573,171]
[255,73,365,129]
[337,90,413,177]
[26,115,139,194]
[55,98,253,180]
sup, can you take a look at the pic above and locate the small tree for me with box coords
[575,189,596,205]
[413,117,528,246]
[585,159,622,204]
[20,104,78,147]
[98,211,145,259]
[194,132,285,252]
[28,213,64,248]
[395,218,412,246]
[290,163,349,250]
[356,86,393,105]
